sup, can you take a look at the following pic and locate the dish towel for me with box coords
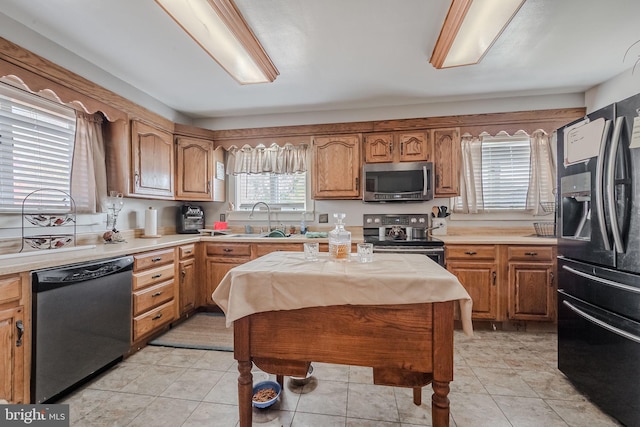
[305,232,328,238]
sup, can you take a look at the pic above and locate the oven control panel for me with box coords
[363,214,429,228]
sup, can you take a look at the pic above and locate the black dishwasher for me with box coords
[31,255,133,404]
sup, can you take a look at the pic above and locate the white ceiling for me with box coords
[2,0,640,122]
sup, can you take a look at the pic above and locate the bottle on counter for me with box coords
[329,213,351,261]
[300,213,307,235]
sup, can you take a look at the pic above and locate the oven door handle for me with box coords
[561,299,640,344]
[373,247,443,253]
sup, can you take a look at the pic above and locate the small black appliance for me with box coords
[177,204,204,234]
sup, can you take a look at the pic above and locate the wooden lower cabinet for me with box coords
[446,244,557,324]
[0,273,27,404]
[178,244,197,315]
[447,260,498,320]
[505,245,556,322]
[202,243,252,306]
[132,248,177,342]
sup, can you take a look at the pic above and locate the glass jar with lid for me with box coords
[329,213,351,261]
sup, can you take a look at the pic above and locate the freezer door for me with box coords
[557,105,615,267]
[613,93,640,274]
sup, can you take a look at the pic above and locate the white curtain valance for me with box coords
[227,143,308,175]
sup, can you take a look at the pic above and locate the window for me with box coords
[481,136,531,210]
[235,172,307,211]
[0,83,76,212]
[455,133,535,213]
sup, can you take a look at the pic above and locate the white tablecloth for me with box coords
[212,252,473,335]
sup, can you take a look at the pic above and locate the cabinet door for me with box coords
[204,259,243,306]
[432,128,460,197]
[175,136,213,201]
[508,262,555,321]
[447,261,498,320]
[131,120,175,198]
[364,133,393,163]
[0,306,24,403]
[312,134,361,199]
[398,132,430,162]
[179,258,197,315]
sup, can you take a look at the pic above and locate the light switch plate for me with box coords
[220,214,226,222]
[319,213,329,223]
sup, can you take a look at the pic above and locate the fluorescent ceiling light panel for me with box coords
[430,0,525,69]
[155,0,278,84]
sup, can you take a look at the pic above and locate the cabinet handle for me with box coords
[400,142,404,156]
[223,248,232,253]
[207,180,211,194]
[550,272,554,287]
[151,257,162,262]
[464,251,477,255]
[355,177,359,191]
[181,269,186,278]
[524,252,538,256]
[16,320,24,347]
[152,313,163,320]
[389,141,393,154]
[152,274,162,279]
[152,291,163,297]
[492,271,497,286]
[134,172,140,186]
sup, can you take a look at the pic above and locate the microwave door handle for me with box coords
[422,165,428,196]
[595,119,612,250]
[606,116,625,253]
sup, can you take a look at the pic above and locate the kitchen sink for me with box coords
[224,230,289,238]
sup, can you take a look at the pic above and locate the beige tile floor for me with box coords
[60,330,623,426]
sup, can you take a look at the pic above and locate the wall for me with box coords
[585,67,640,112]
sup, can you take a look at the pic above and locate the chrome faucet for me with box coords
[249,202,272,232]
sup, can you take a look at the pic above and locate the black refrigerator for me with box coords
[556,92,640,427]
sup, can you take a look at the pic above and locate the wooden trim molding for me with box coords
[0,37,172,130]
[429,0,472,69]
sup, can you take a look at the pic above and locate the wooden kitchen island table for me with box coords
[212,252,473,427]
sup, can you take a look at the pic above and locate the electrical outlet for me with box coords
[319,213,329,223]
[220,214,226,222]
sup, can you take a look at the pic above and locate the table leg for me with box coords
[413,387,422,405]
[276,374,284,388]
[432,380,450,427]
[237,360,253,427]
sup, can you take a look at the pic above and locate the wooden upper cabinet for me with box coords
[312,134,361,199]
[131,120,175,199]
[364,131,430,163]
[175,136,215,201]
[432,128,460,197]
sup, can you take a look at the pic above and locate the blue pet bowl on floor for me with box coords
[252,380,281,408]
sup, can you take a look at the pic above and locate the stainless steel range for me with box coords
[363,214,445,266]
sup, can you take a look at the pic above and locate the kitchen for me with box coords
[1,1,640,426]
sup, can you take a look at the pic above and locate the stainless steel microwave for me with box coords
[363,161,433,202]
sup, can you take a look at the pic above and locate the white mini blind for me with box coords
[236,173,306,211]
[481,137,531,210]
[0,83,77,212]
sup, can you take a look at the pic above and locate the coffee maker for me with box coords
[176,204,204,234]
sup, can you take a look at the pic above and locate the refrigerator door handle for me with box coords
[595,119,612,250]
[606,116,625,253]
[561,299,640,344]
[562,264,640,294]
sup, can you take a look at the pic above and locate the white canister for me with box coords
[406,226,413,241]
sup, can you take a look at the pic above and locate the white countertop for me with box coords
[0,232,555,275]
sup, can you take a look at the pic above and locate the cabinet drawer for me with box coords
[446,245,496,260]
[133,300,176,341]
[0,274,21,305]
[133,280,175,316]
[254,243,303,257]
[133,264,175,290]
[206,243,251,257]
[134,248,175,271]
[179,244,196,259]
[507,246,554,261]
